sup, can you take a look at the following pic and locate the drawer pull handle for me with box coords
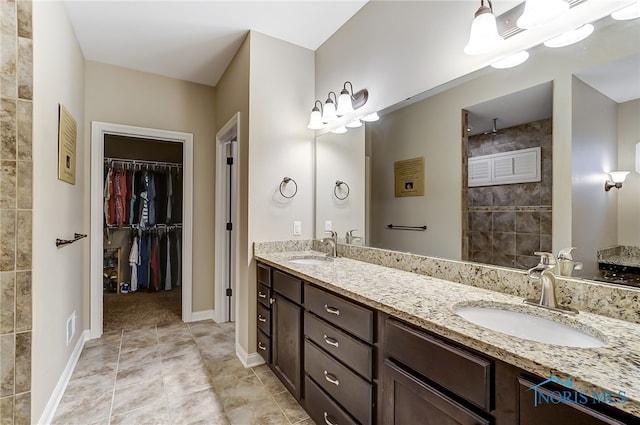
[258,291,267,299]
[323,334,339,348]
[323,412,338,425]
[324,305,340,316]
[323,370,340,386]
[258,314,267,323]
[258,342,267,351]
[269,297,276,305]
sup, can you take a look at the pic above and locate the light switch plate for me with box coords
[293,221,302,236]
[324,221,332,231]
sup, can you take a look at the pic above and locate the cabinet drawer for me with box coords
[305,375,358,425]
[382,359,491,425]
[257,263,271,287]
[257,302,271,336]
[305,284,373,343]
[257,282,271,308]
[273,269,302,304]
[257,328,270,364]
[305,311,373,381]
[385,318,492,412]
[305,340,372,425]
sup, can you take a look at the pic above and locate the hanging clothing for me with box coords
[165,232,172,291]
[103,168,113,225]
[129,236,139,292]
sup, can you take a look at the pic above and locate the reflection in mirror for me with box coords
[315,126,366,244]
[315,15,639,285]
[463,82,553,271]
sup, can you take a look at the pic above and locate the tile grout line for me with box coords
[107,329,124,425]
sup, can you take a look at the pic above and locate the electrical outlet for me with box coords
[293,221,302,236]
[324,221,332,231]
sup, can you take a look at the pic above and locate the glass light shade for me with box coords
[517,0,569,29]
[464,8,504,55]
[337,91,355,116]
[361,112,380,122]
[491,51,530,69]
[346,119,362,128]
[307,109,324,130]
[543,24,594,48]
[612,2,640,20]
[330,126,348,134]
[322,100,337,123]
[609,171,630,183]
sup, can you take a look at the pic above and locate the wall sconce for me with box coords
[307,100,324,130]
[517,0,569,30]
[322,92,338,123]
[337,81,369,116]
[464,0,504,55]
[604,171,630,191]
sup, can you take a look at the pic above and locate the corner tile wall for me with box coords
[0,1,33,424]
[466,118,552,270]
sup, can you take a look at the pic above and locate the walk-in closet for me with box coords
[103,134,184,331]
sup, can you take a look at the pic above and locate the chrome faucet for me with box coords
[322,230,338,257]
[524,252,577,314]
[346,229,362,245]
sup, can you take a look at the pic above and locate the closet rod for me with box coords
[104,157,182,168]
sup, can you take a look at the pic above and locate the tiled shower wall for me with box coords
[0,1,33,424]
[466,118,552,270]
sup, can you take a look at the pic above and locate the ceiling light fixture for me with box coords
[464,0,504,55]
[543,24,594,48]
[612,1,640,20]
[307,100,324,130]
[517,0,569,30]
[491,50,530,68]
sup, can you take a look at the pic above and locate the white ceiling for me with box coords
[575,53,640,104]
[64,0,369,87]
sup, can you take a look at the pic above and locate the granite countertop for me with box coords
[255,250,640,417]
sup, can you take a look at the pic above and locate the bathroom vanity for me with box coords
[254,248,640,425]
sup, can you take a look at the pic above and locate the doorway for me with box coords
[214,113,240,324]
[91,122,194,339]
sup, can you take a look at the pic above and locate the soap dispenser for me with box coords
[557,247,583,277]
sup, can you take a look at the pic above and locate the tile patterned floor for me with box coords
[52,321,312,425]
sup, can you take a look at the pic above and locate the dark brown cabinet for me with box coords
[256,263,272,364]
[271,270,304,401]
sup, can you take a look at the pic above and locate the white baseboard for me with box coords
[190,309,215,322]
[38,329,89,425]
[236,342,265,368]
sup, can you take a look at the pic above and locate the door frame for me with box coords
[90,121,194,339]
[214,113,240,323]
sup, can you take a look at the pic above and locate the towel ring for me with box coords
[279,177,298,199]
[334,180,350,200]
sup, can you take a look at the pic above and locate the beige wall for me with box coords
[84,62,217,314]
[215,34,250,351]
[244,32,315,355]
[618,99,640,245]
[32,0,85,421]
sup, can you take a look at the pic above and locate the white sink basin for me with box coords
[288,256,334,265]
[455,306,606,348]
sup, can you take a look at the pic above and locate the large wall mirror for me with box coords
[315,13,639,285]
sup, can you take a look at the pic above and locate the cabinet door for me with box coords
[382,359,491,425]
[272,292,302,400]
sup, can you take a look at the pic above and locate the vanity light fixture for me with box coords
[464,0,504,55]
[604,171,630,191]
[490,51,530,69]
[322,92,338,123]
[543,24,594,48]
[337,81,370,116]
[361,112,380,122]
[346,119,362,128]
[517,0,569,30]
[307,100,325,130]
[330,126,348,134]
[611,1,640,20]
